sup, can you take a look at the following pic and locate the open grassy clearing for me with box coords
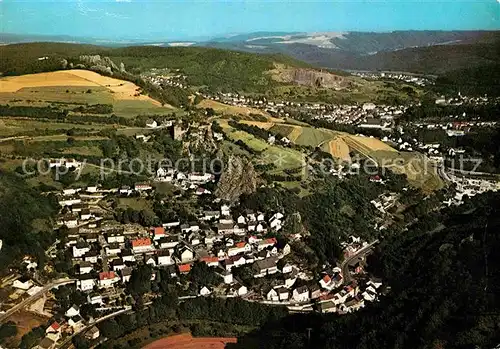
[218,119,305,178]
[218,119,269,152]
[371,150,444,191]
[118,197,152,210]
[0,118,117,137]
[197,99,269,117]
[295,127,337,147]
[260,146,305,171]
[239,120,275,129]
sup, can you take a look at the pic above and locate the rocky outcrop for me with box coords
[271,65,349,89]
[215,156,258,202]
[78,55,126,75]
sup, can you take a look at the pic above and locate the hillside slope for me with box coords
[236,192,500,349]
[0,43,310,94]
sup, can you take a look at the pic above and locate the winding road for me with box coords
[341,240,379,285]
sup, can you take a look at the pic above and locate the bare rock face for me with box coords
[271,65,348,89]
[215,156,258,202]
[78,55,126,75]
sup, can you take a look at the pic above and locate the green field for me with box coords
[218,120,305,181]
[0,118,116,137]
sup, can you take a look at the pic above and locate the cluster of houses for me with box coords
[50,177,385,318]
[352,71,434,87]
[154,167,215,192]
[33,313,100,349]
[434,92,497,106]
[444,173,500,206]
[142,69,188,90]
[371,192,398,215]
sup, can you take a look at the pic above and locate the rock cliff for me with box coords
[215,156,258,202]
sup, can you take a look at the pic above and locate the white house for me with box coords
[158,250,173,266]
[292,286,310,302]
[179,246,194,262]
[221,204,231,216]
[78,262,93,275]
[98,271,119,288]
[219,270,233,284]
[134,182,152,191]
[121,267,133,283]
[257,238,277,251]
[13,278,33,290]
[121,250,135,263]
[106,244,121,256]
[146,119,158,128]
[281,263,293,274]
[159,236,179,249]
[145,256,157,267]
[65,305,80,318]
[267,289,279,302]
[152,227,166,240]
[237,215,246,224]
[107,234,125,244]
[85,326,100,340]
[84,251,99,264]
[276,287,289,301]
[112,259,126,272]
[237,285,248,296]
[77,275,96,292]
[253,257,278,278]
[227,242,251,256]
[72,242,90,258]
[199,286,211,296]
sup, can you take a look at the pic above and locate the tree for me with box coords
[127,265,152,295]
[0,322,17,344]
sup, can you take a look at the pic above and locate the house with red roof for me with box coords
[46,321,61,334]
[200,256,220,267]
[178,263,191,274]
[98,271,119,288]
[152,227,166,240]
[132,237,153,254]
[319,275,333,290]
[257,237,277,251]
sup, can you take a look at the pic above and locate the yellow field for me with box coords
[0,69,173,108]
[287,126,303,142]
[343,135,395,158]
[348,135,396,152]
[325,138,351,161]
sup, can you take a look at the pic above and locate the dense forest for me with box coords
[0,43,307,95]
[0,172,60,268]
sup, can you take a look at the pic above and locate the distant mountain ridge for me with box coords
[3,30,498,75]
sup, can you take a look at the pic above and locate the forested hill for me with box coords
[0,43,309,93]
[235,192,500,349]
[0,172,60,269]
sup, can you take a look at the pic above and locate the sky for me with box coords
[1,0,499,41]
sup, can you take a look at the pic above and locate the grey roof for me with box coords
[254,257,278,271]
[38,337,55,349]
[295,285,309,294]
